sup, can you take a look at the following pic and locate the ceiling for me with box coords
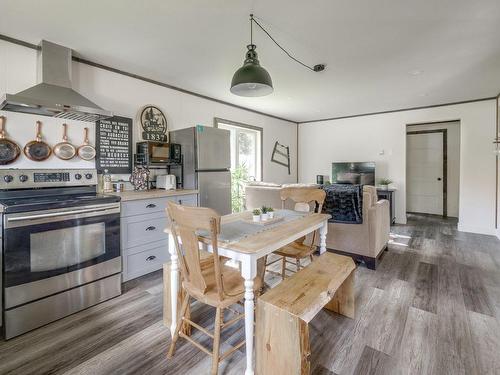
[1,0,500,123]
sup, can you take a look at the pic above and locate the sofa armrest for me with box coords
[367,199,390,257]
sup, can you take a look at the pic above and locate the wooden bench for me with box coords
[256,252,356,375]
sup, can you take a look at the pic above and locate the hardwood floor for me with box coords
[1,213,500,374]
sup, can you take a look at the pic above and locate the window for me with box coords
[215,118,263,212]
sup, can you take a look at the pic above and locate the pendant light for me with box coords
[230,14,325,97]
[231,15,273,97]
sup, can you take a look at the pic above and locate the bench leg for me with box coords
[324,271,355,319]
[256,301,310,375]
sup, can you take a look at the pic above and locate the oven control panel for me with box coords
[0,169,97,189]
[34,172,71,183]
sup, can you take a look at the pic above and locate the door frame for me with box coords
[406,128,448,217]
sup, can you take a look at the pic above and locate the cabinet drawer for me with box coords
[121,197,172,217]
[175,194,198,207]
[123,240,169,281]
[121,213,169,248]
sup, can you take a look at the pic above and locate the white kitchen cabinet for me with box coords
[120,193,198,282]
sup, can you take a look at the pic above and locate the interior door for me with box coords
[407,132,444,215]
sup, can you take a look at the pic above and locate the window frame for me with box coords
[214,117,263,181]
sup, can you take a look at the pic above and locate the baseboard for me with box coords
[391,215,407,225]
[457,223,496,236]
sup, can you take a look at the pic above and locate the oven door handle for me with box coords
[6,205,120,224]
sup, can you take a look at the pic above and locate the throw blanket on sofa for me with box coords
[323,184,363,224]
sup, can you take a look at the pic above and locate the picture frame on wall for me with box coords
[95,116,133,174]
[137,105,168,142]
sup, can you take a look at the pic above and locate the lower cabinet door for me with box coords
[123,240,170,282]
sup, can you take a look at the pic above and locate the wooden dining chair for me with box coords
[166,201,264,375]
[266,187,326,280]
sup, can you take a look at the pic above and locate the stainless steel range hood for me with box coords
[0,40,113,122]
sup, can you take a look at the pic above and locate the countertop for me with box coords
[108,189,198,202]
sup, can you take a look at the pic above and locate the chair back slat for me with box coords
[178,226,208,292]
[280,187,326,245]
[167,201,222,296]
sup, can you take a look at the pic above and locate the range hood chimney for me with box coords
[0,40,113,122]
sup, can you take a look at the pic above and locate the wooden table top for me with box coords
[217,211,330,255]
[165,210,330,255]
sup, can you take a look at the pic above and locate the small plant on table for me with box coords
[260,206,269,220]
[252,209,261,222]
[267,207,275,218]
[379,178,393,189]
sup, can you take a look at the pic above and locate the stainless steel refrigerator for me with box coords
[169,126,232,215]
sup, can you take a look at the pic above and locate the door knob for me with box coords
[437,177,442,181]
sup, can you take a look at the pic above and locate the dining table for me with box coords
[166,209,330,375]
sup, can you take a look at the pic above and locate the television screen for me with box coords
[331,162,376,185]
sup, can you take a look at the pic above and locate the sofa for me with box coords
[244,182,390,269]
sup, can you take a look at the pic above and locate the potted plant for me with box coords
[379,178,393,190]
[260,206,269,220]
[252,209,261,222]
[267,207,275,219]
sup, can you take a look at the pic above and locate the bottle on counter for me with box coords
[103,169,113,193]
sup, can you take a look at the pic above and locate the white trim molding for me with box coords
[457,222,497,236]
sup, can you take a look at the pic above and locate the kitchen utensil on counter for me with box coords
[157,174,176,190]
[0,116,21,165]
[129,166,150,191]
[24,121,52,161]
[77,127,96,160]
[112,181,125,192]
[53,123,76,160]
[101,169,113,193]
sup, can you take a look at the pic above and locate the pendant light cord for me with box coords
[250,14,253,45]
[250,14,322,72]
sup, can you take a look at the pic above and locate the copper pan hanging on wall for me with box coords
[24,121,52,161]
[0,116,21,165]
[77,127,96,160]
[53,123,76,160]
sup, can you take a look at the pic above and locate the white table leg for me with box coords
[319,220,328,254]
[168,233,179,337]
[241,256,257,375]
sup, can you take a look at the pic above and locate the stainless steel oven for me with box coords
[0,169,122,339]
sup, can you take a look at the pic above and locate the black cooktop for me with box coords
[0,192,121,213]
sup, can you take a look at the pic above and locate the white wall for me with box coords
[298,100,497,235]
[0,40,298,183]
[406,121,460,218]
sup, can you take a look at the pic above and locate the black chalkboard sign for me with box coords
[96,116,133,174]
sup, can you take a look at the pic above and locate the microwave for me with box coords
[136,141,182,164]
